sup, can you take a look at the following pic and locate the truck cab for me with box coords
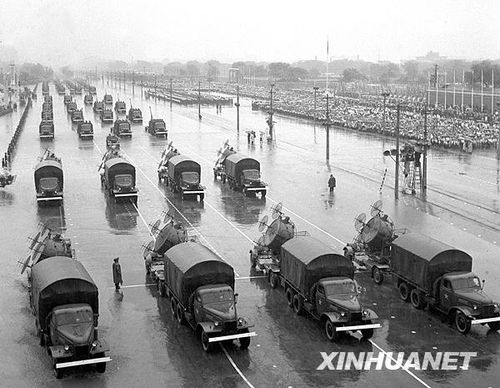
[101,109,114,123]
[241,169,263,190]
[84,94,93,105]
[93,101,104,113]
[146,118,167,137]
[436,272,500,333]
[49,304,95,347]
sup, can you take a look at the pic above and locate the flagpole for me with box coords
[453,69,456,107]
[471,70,474,111]
[462,69,465,111]
[492,69,495,114]
[444,71,447,108]
[326,36,329,94]
[435,71,438,108]
[481,69,484,112]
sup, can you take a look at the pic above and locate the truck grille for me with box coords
[481,305,497,317]
[75,345,89,357]
[223,321,237,332]
[351,312,362,321]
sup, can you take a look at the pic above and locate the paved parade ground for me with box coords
[1,80,500,387]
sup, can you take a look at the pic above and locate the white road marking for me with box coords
[235,275,267,280]
[220,345,255,388]
[131,201,156,240]
[108,283,156,289]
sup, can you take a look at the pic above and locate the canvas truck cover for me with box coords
[34,160,63,192]
[390,232,473,292]
[31,256,98,332]
[104,158,136,186]
[167,155,201,183]
[165,242,234,307]
[281,236,354,299]
[224,154,260,180]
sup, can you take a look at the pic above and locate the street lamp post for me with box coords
[313,86,319,128]
[381,91,390,133]
[395,103,400,199]
[169,78,173,111]
[198,81,202,120]
[326,93,330,162]
[236,85,240,133]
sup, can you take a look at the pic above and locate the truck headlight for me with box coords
[363,310,369,316]
[64,345,70,351]
[214,321,220,327]
[238,318,245,325]
[340,312,346,317]
[494,304,499,312]
[91,341,98,348]
[473,305,478,310]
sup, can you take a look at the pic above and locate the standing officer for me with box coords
[112,257,123,291]
[328,174,336,193]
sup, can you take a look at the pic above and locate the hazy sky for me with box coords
[1,0,499,66]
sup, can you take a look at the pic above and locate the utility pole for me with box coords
[422,97,428,193]
[236,85,240,133]
[123,71,126,91]
[154,74,157,98]
[198,80,201,120]
[434,64,438,107]
[132,71,135,94]
[268,84,275,142]
[395,103,400,199]
[313,86,319,127]
[169,78,173,111]
[326,93,330,162]
[382,91,390,133]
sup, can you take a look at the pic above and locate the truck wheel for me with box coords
[201,330,214,353]
[95,354,106,373]
[410,289,425,309]
[293,294,304,315]
[361,320,374,340]
[372,268,383,285]
[239,329,250,350]
[176,305,185,325]
[53,361,63,379]
[398,282,410,302]
[454,311,471,334]
[286,288,294,308]
[199,194,204,201]
[269,272,279,289]
[261,191,266,198]
[488,321,500,331]
[325,319,340,342]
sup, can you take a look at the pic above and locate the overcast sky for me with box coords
[1,0,499,66]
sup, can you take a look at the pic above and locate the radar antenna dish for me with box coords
[223,139,230,148]
[150,219,162,235]
[271,202,283,219]
[370,200,383,217]
[167,141,173,149]
[354,213,367,232]
[28,232,41,250]
[217,148,223,156]
[258,215,269,233]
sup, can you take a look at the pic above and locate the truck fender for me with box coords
[321,312,343,324]
[196,322,221,335]
[49,345,72,359]
[90,338,110,354]
[362,308,379,320]
[449,306,474,319]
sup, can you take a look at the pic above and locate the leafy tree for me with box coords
[342,68,367,82]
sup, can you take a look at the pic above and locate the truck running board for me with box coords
[471,317,500,325]
[208,332,257,343]
[335,323,382,332]
[245,187,265,191]
[56,356,111,369]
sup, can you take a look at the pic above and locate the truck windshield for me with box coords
[451,276,481,290]
[242,169,260,180]
[115,174,133,188]
[40,177,59,191]
[200,289,235,314]
[119,123,130,131]
[55,309,93,326]
[181,172,199,185]
[154,122,165,129]
[324,281,357,296]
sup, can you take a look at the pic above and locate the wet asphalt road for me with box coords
[0,80,500,387]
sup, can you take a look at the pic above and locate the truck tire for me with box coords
[410,289,425,309]
[239,329,250,350]
[176,304,185,325]
[361,320,374,339]
[261,191,266,198]
[325,319,340,342]
[199,193,204,201]
[398,282,410,302]
[286,288,294,307]
[488,321,500,331]
[53,360,63,379]
[372,267,383,285]
[95,353,106,373]
[200,330,214,353]
[454,311,471,334]
[293,294,304,315]
[269,272,279,289]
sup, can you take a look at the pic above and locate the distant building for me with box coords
[416,51,447,62]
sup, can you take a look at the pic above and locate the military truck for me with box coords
[84,94,93,105]
[390,232,500,334]
[158,144,180,182]
[77,121,94,139]
[160,242,255,352]
[100,109,114,123]
[30,256,110,378]
[104,94,113,105]
[41,110,53,122]
[101,157,137,202]
[128,107,143,123]
[63,95,72,105]
[39,121,54,139]
[71,109,84,123]
[166,155,205,200]
[89,86,97,95]
[66,102,77,114]
[270,236,380,341]
[112,119,132,137]
[114,100,126,114]
[224,154,267,197]
[34,151,63,203]
[93,101,104,113]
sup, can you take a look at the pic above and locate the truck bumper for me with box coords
[208,331,257,343]
[335,323,382,332]
[56,356,111,369]
[113,192,138,198]
[37,196,63,202]
[244,187,266,192]
[183,190,204,195]
[471,316,500,325]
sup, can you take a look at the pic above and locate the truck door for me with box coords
[316,285,327,315]
[440,279,453,312]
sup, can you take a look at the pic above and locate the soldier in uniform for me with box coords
[112,257,123,291]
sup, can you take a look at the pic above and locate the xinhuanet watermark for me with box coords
[317,351,477,371]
